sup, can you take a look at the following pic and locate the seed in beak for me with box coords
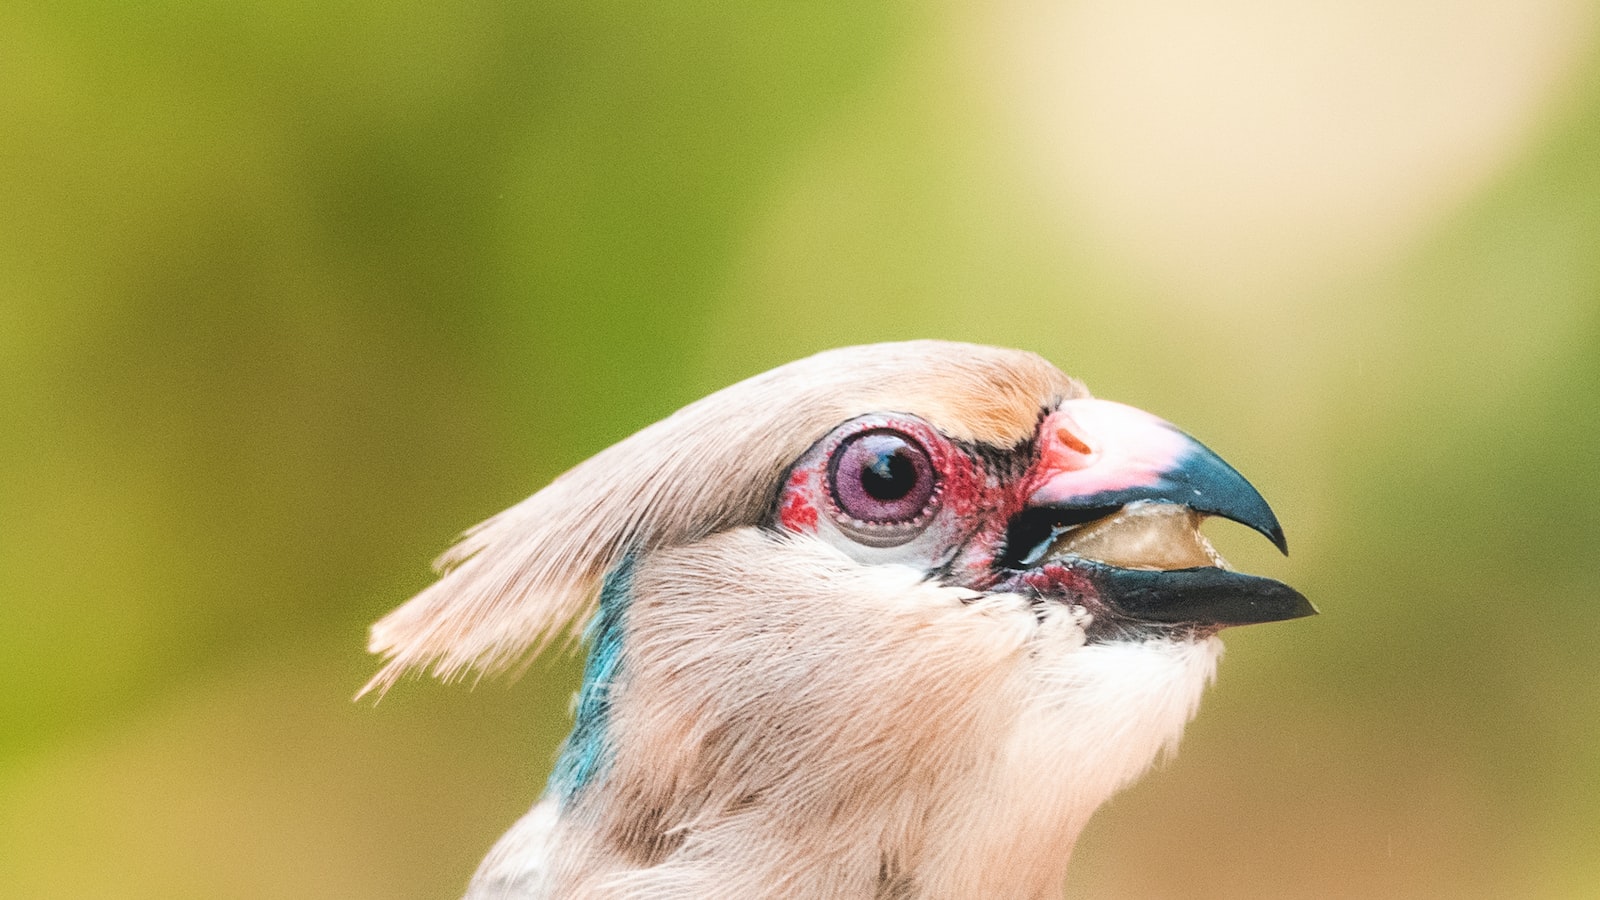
[1045,502,1225,571]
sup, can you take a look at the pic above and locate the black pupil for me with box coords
[861,447,917,501]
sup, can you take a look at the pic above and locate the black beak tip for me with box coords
[1157,434,1289,558]
[1260,580,1317,623]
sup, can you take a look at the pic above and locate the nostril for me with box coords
[1042,412,1100,473]
[1056,425,1093,457]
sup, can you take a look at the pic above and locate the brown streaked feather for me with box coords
[361,341,1084,697]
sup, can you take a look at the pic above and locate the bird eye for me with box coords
[828,429,938,526]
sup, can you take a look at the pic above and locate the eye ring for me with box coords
[825,428,940,544]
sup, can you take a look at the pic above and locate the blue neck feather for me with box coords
[547,556,633,805]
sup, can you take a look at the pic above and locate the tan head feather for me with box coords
[361,341,1084,697]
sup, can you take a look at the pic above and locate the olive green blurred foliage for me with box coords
[3,2,1599,898]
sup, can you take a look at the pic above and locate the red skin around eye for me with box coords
[774,421,1031,586]
[778,469,819,532]
[926,447,1039,592]
[931,447,986,521]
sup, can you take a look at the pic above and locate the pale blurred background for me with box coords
[4,1,1599,897]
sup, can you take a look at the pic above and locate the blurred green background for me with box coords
[4,1,1599,897]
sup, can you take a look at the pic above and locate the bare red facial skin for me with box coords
[773,415,1035,587]
[990,562,1102,609]
[937,504,1025,593]
[928,444,987,522]
[777,418,980,537]
[778,469,819,532]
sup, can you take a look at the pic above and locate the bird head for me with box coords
[365,341,1311,898]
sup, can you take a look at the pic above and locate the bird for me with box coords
[362,340,1313,900]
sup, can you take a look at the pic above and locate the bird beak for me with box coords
[1020,399,1315,627]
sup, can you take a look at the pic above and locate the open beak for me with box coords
[1019,399,1315,627]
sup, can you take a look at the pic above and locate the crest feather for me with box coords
[360,341,1083,697]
